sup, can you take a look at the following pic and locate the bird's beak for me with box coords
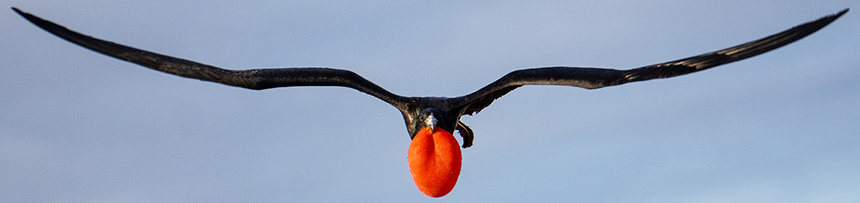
[425,113,437,133]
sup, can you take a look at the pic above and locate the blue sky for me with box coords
[2,0,859,202]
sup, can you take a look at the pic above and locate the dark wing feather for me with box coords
[457,9,848,115]
[12,7,409,110]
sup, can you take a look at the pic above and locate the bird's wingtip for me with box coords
[835,8,849,17]
[11,7,29,18]
[808,8,850,30]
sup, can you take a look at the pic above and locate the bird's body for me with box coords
[12,7,847,197]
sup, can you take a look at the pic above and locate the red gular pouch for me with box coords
[407,127,462,197]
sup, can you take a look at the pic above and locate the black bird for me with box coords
[13,7,847,197]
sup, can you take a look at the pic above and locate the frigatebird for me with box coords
[13,7,847,197]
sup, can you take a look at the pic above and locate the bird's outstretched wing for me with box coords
[457,9,848,115]
[12,7,410,110]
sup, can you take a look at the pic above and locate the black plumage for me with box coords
[13,7,847,148]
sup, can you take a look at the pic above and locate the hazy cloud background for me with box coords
[2,0,859,202]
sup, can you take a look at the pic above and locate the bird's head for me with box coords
[407,108,458,138]
[419,108,440,132]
